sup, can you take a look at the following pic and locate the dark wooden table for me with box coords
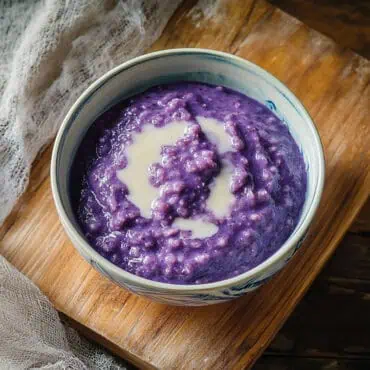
[255,1,370,369]
[269,0,370,59]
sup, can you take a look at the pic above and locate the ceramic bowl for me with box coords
[51,48,325,306]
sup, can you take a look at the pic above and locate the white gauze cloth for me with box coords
[0,0,181,224]
[0,0,181,368]
[0,255,130,369]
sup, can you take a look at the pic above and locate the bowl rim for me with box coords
[51,48,325,293]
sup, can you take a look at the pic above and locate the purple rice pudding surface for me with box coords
[71,82,307,284]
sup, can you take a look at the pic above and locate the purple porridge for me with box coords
[71,82,307,284]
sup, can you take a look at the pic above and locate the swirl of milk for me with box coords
[117,117,235,238]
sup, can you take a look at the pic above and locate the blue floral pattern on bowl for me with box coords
[83,229,309,306]
[88,253,296,306]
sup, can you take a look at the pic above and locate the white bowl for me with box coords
[51,48,325,306]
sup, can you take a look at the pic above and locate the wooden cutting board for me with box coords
[1,0,369,369]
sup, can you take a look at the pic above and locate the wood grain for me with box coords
[1,0,369,369]
[269,0,370,59]
[349,197,370,233]
[265,234,370,354]
[258,203,370,369]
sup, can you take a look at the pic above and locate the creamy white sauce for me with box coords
[196,116,233,153]
[173,218,218,238]
[117,121,188,218]
[205,159,234,218]
[117,117,235,238]
[196,117,236,218]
